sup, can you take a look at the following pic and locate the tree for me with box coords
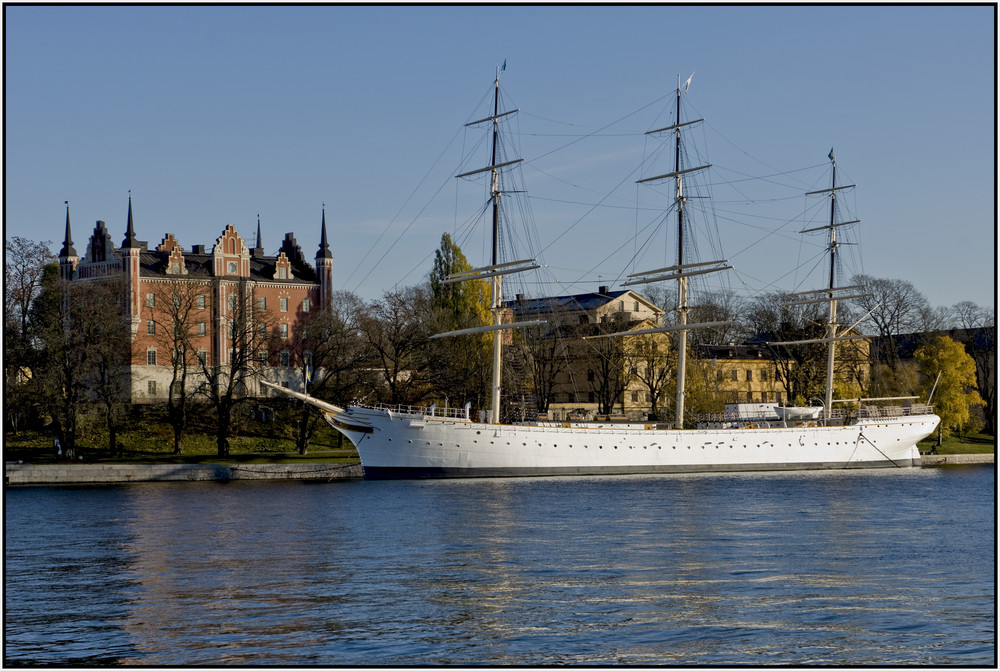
[626,334,673,419]
[5,236,54,342]
[426,233,492,409]
[429,233,491,324]
[950,301,996,435]
[30,265,92,458]
[197,279,275,456]
[744,291,828,403]
[4,237,55,434]
[915,336,985,441]
[850,274,930,363]
[359,285,432,406]
[512,318,567,415]
[83,278,132,456]
[287,291,371,454]
[584,314,633,415]
[149,280,206,454]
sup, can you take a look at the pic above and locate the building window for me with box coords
[277,267,288,280]
[197,295,206,309]
[147,350,157,366]
[228,294,237,311]
[280,323,288,339]
[280,297,288,312]
[631,391,639,403]
[258,297,266,311]
[731,369,738,381]
[279,350,290,368]
[634,301,639,312]
[302,298,310,313]
[148,380,157,396]
[197,349,207,366]
[198,322,206,336]
[228,261,238,274]
[760,370,768,382]
[746,370,753,382]
[146,293,155,307]
[258,322,267,338]
[258,350,268,366]
[146,320,155,335]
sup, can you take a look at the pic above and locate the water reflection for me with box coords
[5,468,994,665]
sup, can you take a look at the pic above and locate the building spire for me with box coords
[59,201,77,257]
[316,204,333,259]
[256,214,264,250]
[121,192,140,249]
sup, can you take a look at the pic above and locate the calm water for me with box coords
[5,467,995,665]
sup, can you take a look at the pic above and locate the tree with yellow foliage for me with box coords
[915,335,985,441]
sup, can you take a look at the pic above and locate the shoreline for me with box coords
[6,454,993,485]
[5,461,363,485]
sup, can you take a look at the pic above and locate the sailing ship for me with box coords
[263,70,939,479]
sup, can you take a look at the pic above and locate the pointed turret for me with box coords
[59,202,79,281]
[120,194,143,336]
[121,195,141,249]
[316,206,333,259]
[315,206,334,310]
[59,202,77,258]
[253,214,265,258]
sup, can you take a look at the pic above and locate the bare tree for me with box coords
[585,314,633,416]
[197,279,275,456]
[850,274,930,363]
[5,236,55,341]
[287,291,372,454]
[359,285,432,406]
[4,237,55,434]
[82,278,133,456]
[511,320,566,415]
[149,280,206,454]
[626,334,673,419]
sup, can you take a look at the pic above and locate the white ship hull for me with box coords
[326,406,939,479]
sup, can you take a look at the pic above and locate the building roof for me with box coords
[505,288,656,316]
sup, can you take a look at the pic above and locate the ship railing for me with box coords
[699,403,934,426]
[370,403,472,420]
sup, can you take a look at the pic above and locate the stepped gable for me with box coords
[274,232,317,282]
[84,220,119,264]
[156,234,187,275]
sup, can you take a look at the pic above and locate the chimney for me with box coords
[598,285,609,295]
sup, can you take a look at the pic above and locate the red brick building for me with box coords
[58,198,335,402]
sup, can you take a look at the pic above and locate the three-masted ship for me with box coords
[264,70,939,479]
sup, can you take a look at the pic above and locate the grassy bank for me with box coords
[4,402,359,465]
[917,432,995,455]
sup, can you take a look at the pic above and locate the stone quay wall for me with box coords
[6,462,363,486]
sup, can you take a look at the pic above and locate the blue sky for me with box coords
[5,5,995,311]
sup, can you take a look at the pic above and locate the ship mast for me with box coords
[431,66,541,424]
[769,151,866,421]
[625,75,730,429]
